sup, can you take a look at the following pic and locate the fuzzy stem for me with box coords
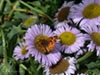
[77,51,93,63]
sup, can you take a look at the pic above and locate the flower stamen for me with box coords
[91,32,100,46]
[59,32,76,45]
[83,3,100,19]
[21,46,27,55]
[58,7,70,22]
[50,59,69,74]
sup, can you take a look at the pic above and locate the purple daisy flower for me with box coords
[44,57,76,75]
[69,0,100,27]
[75,49,87,58]
[54,23,85,54]
[13,42,30,60]
[24,24,61,67]
[54,20,73,29]
[81,24,100,56]
[54,1,74,25]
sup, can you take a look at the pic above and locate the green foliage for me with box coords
[0,0,100,75]
[86,59,100,75]
[0,0,52,75]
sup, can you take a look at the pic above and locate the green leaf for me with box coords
[28,1,41,7]
[7,25,24,40]
[19,64,25,75]
[0,63,13,75]
[86,60,100,75]
[14,12,27,19]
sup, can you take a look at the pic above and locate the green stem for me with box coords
[77,51,93,63]
[20,64,32,75]
[0,0,5,11]
[37,64,42,71]
[15,8,33,14]
[5,0,11,5]
[0,0,5,23]
[30,56,38,75]
[20,0,53,22]
[1,29,7,64]
[8,1,19,20]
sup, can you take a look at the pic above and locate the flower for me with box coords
[54,23,85,54]
[81,24,100,56]
[75,49,86,58]
[54,1,74,25]
[24,24,61,67]
[44,57,76,75]
[54,20,74,29]
[13,42,30,60]
[54,21,67,29]
[69,0,100,27]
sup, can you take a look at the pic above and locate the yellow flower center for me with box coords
[21,46,27,55]
[59,32,76,46]
[91,32,100,46]
[49,59,69,74]
[34,35,49,54]
[23,16,37,28]
[82,3,100,19]
[58,7,70,22]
